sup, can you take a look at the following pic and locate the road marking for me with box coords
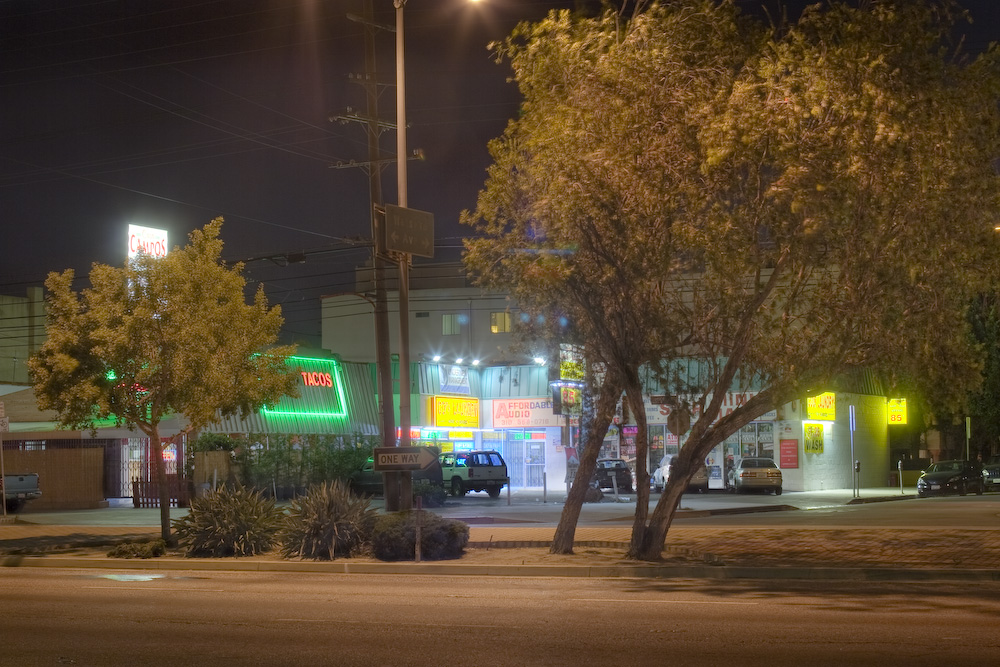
[83,586,226,592]
[571,598,757,605]
[275,619,508,628]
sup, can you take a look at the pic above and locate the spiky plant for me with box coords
[278,480,376,560]
[172,484,284,557]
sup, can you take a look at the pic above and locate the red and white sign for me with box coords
[128,224,168,259]
[491,398,561,429]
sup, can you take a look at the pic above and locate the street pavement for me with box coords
[3,487,999,581]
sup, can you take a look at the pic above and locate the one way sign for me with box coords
[373,446,438,471]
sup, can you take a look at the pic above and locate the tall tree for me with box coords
[463,1,1000,559]
[28,220,298,542]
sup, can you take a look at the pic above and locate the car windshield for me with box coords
[927,461,961,473]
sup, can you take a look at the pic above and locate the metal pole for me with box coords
[849,405,857,498]
[394,0,412,510]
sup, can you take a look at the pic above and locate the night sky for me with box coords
[2,1,997,346]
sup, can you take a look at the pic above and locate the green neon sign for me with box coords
[260,355,348,419]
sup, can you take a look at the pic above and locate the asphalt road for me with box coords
[2,568,999,666]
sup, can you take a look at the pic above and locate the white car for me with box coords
[651,458,708,493]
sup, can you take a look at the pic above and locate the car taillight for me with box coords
[468,469,474,477]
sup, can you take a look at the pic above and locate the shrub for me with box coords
[107,539,167,559]
[172,484,284,557]
[371,511,469,561]
[412,480,447,508]
[278,481,377,560]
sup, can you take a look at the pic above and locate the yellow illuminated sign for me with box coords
[887,398,907,425]
[806,392,836,421]
[433,396,480,428]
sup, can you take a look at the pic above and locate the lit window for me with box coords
[490,311,511,334]
[443,313,461,335]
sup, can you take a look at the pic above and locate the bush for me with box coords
[172,485,284,557]
[412,480,447,508]
[278,481,377,560]
[371,511,469,561]
[107,539,167,559]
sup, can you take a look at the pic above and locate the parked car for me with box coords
[916,460,984,497]
[349,447,443,496]
[2,472,42,512]
[728,457,782,495]
[439,450,509,498]
[983,456,1000,491]
[593,458,634,493]
[651,458,708,493]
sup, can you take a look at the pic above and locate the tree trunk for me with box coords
[624,381,650,559]
[150,426,172,544]
[635,476,685,560]
[550,372,622,554]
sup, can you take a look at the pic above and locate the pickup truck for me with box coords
[3,472,42,512]
[439,450,509,498]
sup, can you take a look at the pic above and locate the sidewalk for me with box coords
[3,488,999,581]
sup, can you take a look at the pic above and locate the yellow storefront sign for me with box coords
[887,398,907,425]
[433,396,480,428]
[806,392,836,421]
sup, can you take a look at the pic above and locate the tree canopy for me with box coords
[462,0,1000,559]
[28,219,297,540]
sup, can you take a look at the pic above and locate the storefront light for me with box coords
[472,359,480,366]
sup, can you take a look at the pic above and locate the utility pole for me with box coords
[338,0,401,510]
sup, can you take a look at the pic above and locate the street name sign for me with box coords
[374,446,438,471]
[385,204,434,258]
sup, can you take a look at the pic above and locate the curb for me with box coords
[3,553,998,582]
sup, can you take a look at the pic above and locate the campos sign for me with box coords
[128,224,168,259]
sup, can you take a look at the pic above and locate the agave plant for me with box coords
[172,484,284,557]
[278,480,376,560]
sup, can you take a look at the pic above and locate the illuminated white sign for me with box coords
[128,224,168,259]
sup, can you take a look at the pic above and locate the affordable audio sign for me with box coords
[491,398,561,428]
[261,355,347,419]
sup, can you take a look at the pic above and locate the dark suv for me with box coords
[593,458,634,493]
